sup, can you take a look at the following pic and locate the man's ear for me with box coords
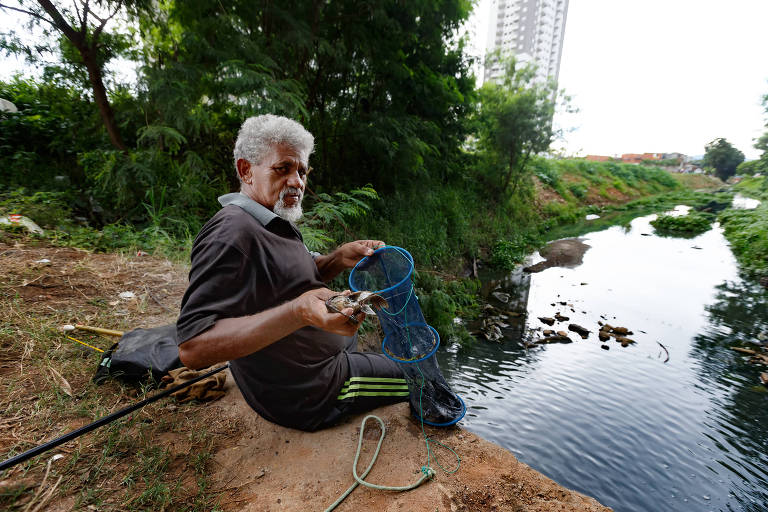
[236,159,252,184]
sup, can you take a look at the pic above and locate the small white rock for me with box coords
[118,291,135,300]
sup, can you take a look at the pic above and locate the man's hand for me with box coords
[314,239,385,282]
[333,240,385,268]
[179,287,365,369]
[293,288,365,336]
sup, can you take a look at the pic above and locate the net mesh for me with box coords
[349,246,466,426]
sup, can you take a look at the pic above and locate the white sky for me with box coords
[3,2,767,160]
[467,0,768,159]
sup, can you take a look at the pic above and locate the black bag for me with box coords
[93,324,182,385]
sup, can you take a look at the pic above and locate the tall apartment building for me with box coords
[484,0,569,85]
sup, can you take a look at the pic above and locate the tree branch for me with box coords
[72,0,83,33]
[82,0,91,37]
[92,0,122,45]
[36,0,81,45]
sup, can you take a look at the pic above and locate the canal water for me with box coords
[438,206,768,512]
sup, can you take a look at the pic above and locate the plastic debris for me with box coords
[0,214,44,235]
[118,291,136,300]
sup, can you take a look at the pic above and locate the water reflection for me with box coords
[438,211,768,512]
[690,278,768,511]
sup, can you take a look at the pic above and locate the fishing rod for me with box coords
[0,364,229,472]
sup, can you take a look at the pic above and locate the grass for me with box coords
[0,239,238,511]
[718,176,768,274]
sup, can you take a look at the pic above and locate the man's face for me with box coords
[240,143,308,222]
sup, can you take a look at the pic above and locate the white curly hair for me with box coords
[233,115,314,180]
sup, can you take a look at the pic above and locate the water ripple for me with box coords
[438,215,768,512]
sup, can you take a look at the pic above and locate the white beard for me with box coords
[273,186,303,222]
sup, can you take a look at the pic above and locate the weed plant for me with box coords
[719,176,768,274]
[651,211,715,236]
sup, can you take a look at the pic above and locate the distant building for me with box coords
[662,152,686,162]
[621,153,663,164]
[484,0,570,85]
[585,155,613,162]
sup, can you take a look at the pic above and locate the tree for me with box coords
[474,56,559,197]
[703,138,745,181]
[754,92,768,173]
[0,0,145,150]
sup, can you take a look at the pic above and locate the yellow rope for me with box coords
[65,335,105,353]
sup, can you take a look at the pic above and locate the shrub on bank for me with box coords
[651,211,714,236]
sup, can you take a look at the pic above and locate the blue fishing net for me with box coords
[349,246,466,426]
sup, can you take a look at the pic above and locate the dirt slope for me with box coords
[0,237,610,511]
[210,379,611,512]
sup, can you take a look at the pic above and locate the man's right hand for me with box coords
[180,287,363,370]
[293,288,365,336]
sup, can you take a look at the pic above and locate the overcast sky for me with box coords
[3,2,767,159]
[468,0,768,159]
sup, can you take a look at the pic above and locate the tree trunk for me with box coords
[82,47,126,151]
[35,0,126,151]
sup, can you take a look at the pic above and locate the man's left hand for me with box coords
[333,240,385,269]
[315,239,385,282]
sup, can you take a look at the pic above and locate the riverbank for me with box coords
[719,176,768,279]
[0,239,612,511]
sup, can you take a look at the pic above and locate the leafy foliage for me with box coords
[490,236,534,270]
[474,57,559,197]
[703,138,745,181]
[298,186,379,252]
[650,211,714,236]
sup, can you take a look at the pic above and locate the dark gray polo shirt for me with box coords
[177,193,351,430]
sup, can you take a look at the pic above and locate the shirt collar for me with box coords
[218,192,279,226]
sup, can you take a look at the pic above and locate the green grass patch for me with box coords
[651,211,715,236]
[718,179,768,274]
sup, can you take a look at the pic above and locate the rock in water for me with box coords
[491,291,511,303]
[568,324,590,339]
[539,317,556,326]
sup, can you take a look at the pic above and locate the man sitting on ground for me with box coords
[176,114,407,431]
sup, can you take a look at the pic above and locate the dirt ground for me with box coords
[0,235,611,511]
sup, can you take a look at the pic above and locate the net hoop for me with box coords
[349,245,414,295]
[413,394,466,427]
[381,323,440,364]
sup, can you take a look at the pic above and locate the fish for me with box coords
[325,291,389,320]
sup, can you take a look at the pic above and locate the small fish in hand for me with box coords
[325,291,389,323]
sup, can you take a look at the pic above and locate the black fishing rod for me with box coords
[0,364,229,472]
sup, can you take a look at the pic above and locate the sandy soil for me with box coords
[209,377,611,512]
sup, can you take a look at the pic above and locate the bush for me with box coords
[490,236,530,270]
[650,211,714,236]
[719,202,768,273]
[0,188,73,228]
